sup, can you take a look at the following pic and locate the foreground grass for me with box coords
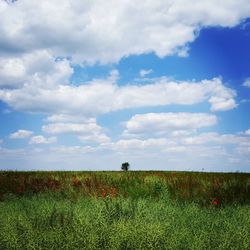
[0,192,249,250]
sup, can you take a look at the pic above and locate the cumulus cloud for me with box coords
[124,112,217,135]
[42,121,102,135]
[46,114,89,123]
[9,129,33,139]
[1,129,250,171]
[208,96,237,112]
[100,132,250,163]
[244,129,250,135]
[139,69,153,77]
[107,138,173,151]
[0,0,240,117]
[242,78,250,88]
[0,0,250,64]
[0,50,73,88]
[78,134,110,144]
[98,137,232,162]
[29,135,57,144]
[182,132,250,145]
[0,75,237,115]
[51,145,97,154]
[42,120,110,144]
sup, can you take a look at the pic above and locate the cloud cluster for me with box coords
[1,0,250,64]
[0,0,248,171]
[0,74,237,115]
[29,135,57,145]
[245,129,250,135]
[0,1,241,117]
[182,132,250,145]
[9,129,33,139]
[42,119,110,144]
[46,114,88,123]
[100,131,250,160]
[124,112,217,135]
[42,122,100,135]
[2,128,250,171]
[139,69,153,77]
[243,78,250,88]
[0,50,73,88]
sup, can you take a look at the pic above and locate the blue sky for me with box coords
[0,0,250,171]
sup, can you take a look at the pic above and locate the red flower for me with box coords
[212,199,220,205]
[101,191,107,198]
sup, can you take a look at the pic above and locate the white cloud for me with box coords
[42,120,110,144]
[242,78,250,88]
[51,145,97,154]
[29,135,57,144]
[101,138,176,152]
[1,129,250,171]
[182,132,250,145]
[171,130,194,137]
[124,112,217,135]
[46,114,90,123]
[100,138,229,160]
[99,132,250,170]
[9,129,33,139]
[139,69,153,77]
[42,121,102,135]
[0,75,237,115]
[236,146,250,155]
[244,129,250,135]
[0,0,249,64]
[78,134,110,144]
[0,50,73,88]
[209,96,237,111]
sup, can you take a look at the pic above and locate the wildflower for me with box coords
[101,190,107,198]
[212,199,220,205]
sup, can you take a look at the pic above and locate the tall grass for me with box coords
[0,171,249,249]
[0,193,249,250]
[0,171,249,206]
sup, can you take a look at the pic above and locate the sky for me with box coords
[0,0,250,172]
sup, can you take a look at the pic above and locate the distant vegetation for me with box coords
[0,171,249,206]
[121,162,130,171]
[0,171,249,249]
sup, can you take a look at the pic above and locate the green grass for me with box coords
[0,193,249,250]
[1,171,250,205]
[0,171,249,249]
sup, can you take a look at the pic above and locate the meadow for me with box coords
[0,171,249,249]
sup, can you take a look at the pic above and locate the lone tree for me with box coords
[121,162,130,171]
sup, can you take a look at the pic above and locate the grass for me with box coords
[0,171,249,249]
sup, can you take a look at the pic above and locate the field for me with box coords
[0,171,249,249]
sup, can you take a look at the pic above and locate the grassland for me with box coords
[0,171,249,249]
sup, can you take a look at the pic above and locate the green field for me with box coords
[0,171,249,249]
